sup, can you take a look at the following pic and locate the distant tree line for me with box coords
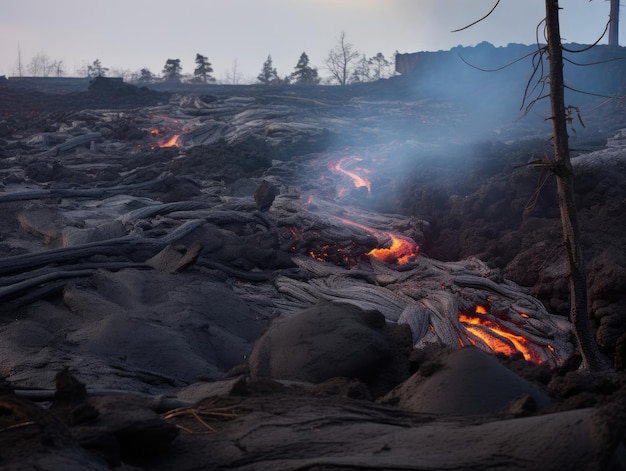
[14,49,66,78]
[252,33,393,86]
[9,32,395,86]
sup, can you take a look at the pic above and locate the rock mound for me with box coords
[249,301,394,384]
[381,347,551,416]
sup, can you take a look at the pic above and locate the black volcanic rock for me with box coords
[254,179,278,210]
[86,76,168,107]
[248,301,392,384]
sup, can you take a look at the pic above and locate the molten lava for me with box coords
[459,305,543,363]
[158,134,181,148]
[148,117,191,148]
[367,233,419,265]
[327,156,371,192]
[475,304,488,314]
[293,155,419,267]
[335,218,419,266]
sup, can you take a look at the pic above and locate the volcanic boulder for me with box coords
[248,301,394,385]
[380,347,552,416]
[254,179,278,211]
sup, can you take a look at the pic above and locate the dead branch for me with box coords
[451,0,501,32]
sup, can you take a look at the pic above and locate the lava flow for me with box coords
[149,128,181,148]
[459,305,546,364]
[326,155,418,265]
[157,134,181,148]
[367,233,419,265]
[336,218,419,266]
[292,154,420,267]
[148,118,189,148]
[327,156,371,192]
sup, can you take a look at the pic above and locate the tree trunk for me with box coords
[544,0,609,370]
[609,0,620,46]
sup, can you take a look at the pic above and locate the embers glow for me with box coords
[475,304,488,315]
[158,134,181,148]
[149,117,190,148]
[327,156,371,192]
[459,305,543,363]
[288,227,304,239]
[336,218,419,266]
[367,232,419,265]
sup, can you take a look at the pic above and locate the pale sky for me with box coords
[0,0,617,83]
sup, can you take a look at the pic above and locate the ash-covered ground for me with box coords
[0,43,625,469]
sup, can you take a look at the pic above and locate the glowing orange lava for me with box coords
[367,233,419,265]
[288,227,304,239]
[459,306,543,363]
[158,134,181,148]
[333,218,419,266]
[475,304,488,314]
[327,156,371,192]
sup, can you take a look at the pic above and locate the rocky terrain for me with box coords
[0,42,625,469]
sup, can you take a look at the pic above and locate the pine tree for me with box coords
[257,55,281,85]
[162,58,182,82]
[87,59,108,78]
[350,54,371,83]
[193,53,215,83]
[138,68,155,83]
[369,52,391,81]
[290,52,320,85]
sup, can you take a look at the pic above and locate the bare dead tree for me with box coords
[52,60,65,77]
[609,0,620,46]
[544,0,609,371]
[27,53,53,77]
[325,31,360,85]
[455,1,611,370]
[224,59,242,85]
[16,44,24,77]
[592,0,621,46]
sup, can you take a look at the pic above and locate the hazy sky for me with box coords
[0,0,617,82]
